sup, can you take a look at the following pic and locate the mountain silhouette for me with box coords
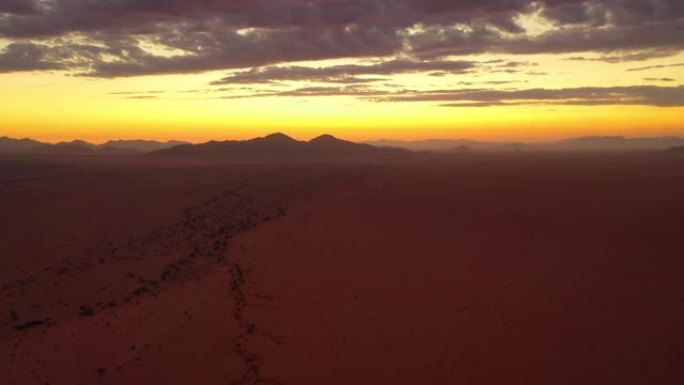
[549,136,684,151]
[308,134,339,144]
[6,134,681,156]
[0,137,46,153]
[59,140,97,148]
[154,133,409,159]
[667,145,684,153]
[308,134,398,155]
[366,136,684,152]
[251,132,300,145]
[244,133,306,155]
[365,138,487,152]
[30,141,98,155]
[1,137,188,155]
[102,140,188,153]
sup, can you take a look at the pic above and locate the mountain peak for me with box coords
[0,136,46,152]
[152,133,409,159]
[57,140,96,148]
[309,134,340,144]
[261,133,298,143]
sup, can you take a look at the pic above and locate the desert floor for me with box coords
[1,152,683,385]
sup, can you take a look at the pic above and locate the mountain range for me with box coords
[153,133,409,159]
[366,136,684,152]
[2,134,684,157]
[547,136,684,152]
[0,137,188,154]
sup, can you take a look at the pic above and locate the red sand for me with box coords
[1,153,683,384]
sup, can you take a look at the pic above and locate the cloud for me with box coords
[109,90,166,95]
[122,95,159,99]
[215,83,684,108]
[0,1,681,77]
[408,18,684,59]
[217,84,390,100]
[87,25,402,77]
[0,0,39,15]
[643,77,676,82]
[378,86,684,107]
[211,59,477,85]
[567,50,678,63]
[0,42,64,72]
[627,63,684,72]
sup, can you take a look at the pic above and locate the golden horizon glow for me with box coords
[2,53,683,144]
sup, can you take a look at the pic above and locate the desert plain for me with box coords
[1,151,683,385]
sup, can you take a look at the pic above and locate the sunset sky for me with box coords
[1,0,683,143]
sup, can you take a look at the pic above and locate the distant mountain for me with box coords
[453,145,473,152]
[30,141,98,155]
[154,133,410,159]
[366,136,684,152]
[58,140,98,149]
[366,139,489,152]
[667,145,684,153]
[0,137,46,153]
[547,136,684,152]
[308,134,403,156]
[4,134,682,156]
[0,137,188,155]
[366,139,530,152]
[98,146,141,155]
[103,140,188,153]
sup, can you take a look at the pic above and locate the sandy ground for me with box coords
[1,153,683,384]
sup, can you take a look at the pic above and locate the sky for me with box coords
[0,0,683,143]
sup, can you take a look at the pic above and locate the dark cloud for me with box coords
[643,77,676,82]
[0,0,39,15]
[0,43,64,72]
[542,0,684,26]
[216,83,684,108]
[541,1,607,25]
[408,18,684,59]
[0,1,680,77]
[211,59,477,85]
[218,84,388,99]
[628,63,684,72]
[567,50,677,63]
[0,0,521,38]
[87,25,402,77]
[379,85,684,107]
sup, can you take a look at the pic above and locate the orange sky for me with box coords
[1,2,683,143]
[2,54,682,143]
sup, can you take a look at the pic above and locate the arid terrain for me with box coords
[1,152,683,385]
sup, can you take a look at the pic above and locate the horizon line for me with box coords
[4,132,684,146]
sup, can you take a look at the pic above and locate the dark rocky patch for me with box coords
[14,318,55,331]
[78,305,95,317]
